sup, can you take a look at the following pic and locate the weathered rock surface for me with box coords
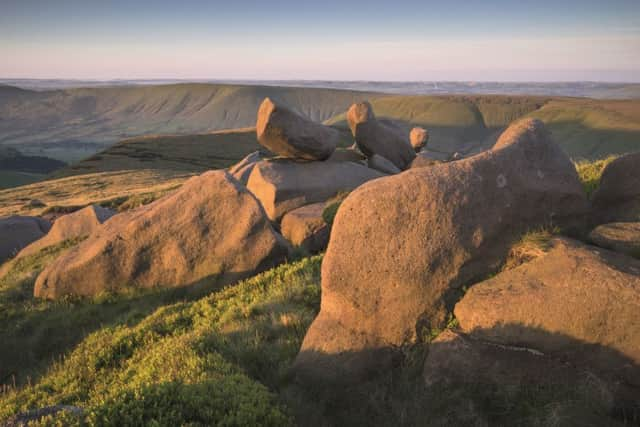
[246,159,384,222]
[410,127,429,152]
[424,330,634,414]
[589,222,640,258]
[592,152,640,223]
[367,154,401,175]
[228,151,265,185]
[294,118,589,383]
[256,98,339,160]
[34,171,289,299]
[280,203,329,253]
[17,205,115,258]
[409,151,445,169]
[455,237,640,385]
[346,102,415,170]
[0,216,51,263]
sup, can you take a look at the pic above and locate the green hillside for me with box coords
[0,84,378,162]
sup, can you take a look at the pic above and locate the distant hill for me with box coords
[0,83,377,162]
[326,95,640,159]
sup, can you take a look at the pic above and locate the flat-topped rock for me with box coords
[280,203,329,253]
[455,237,640,385]
[35,171,289,299]
[346,102,415,170]
[246,159,384,222]
[256,97,339,160]
[589,222,640,258]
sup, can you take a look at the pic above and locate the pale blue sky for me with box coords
[1,0,639,81]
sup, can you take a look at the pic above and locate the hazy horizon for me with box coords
[2,0,639,82]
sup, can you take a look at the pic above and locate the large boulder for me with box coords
[294,118,589,383]
[246,159,384,222]
[34,171,290,299]
[454,237,640,385]
[280,203,329,253]
[256,98,339,160]
[346,102,416,170]
[592,152,640,223]
[16,205,115,258]
[589,222,640,258]
[0,216,50,263]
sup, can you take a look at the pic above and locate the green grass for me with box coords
[574,155,618,198]
[1,240,631,425]
[0,246,322,425]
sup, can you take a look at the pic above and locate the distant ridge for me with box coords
[0,83,378,162]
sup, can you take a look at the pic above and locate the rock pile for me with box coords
[346,101,416,170]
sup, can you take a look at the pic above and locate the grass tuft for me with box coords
[574,155,617,198]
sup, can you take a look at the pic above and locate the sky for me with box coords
[1,0,639,82]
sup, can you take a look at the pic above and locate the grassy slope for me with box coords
[0,83,378,162]
[0,242,321,425]
[0,169,189,217]
[326,95,640,159]
[0,225,623,425]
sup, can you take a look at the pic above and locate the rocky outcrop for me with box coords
[367,154,401,175]
[34,171,289,299]
[589,222,640,258]
[294,118,589,383]
[0,216,51,263]
[280,203,330,253]
[16,205,114,258]
[592,152,640,223]
[455,237,640,385]
[409,127,428,152]
[346,102,415,170]
[256,98,339,160]
[246,159,383,222]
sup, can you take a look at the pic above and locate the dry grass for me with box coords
[0,169,191,217]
